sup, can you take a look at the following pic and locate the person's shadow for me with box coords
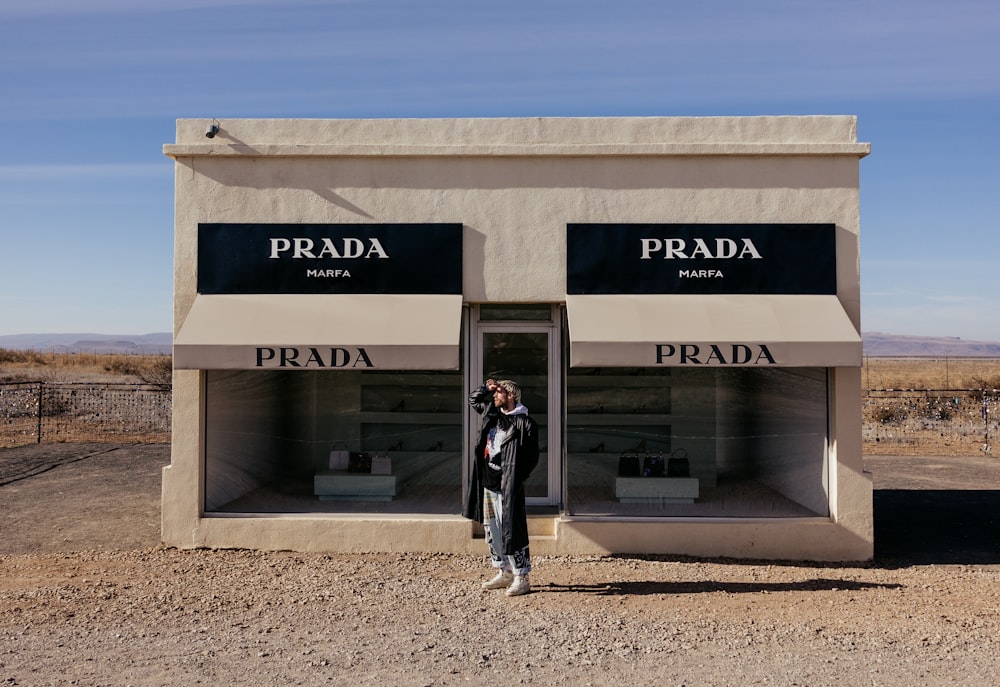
[542,578,902,595]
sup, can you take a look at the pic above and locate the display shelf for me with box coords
[566,414,671,426]
[314,471,397,501]
[567,376,671,388]
[356,374,466,456]
[615,476,699,504]
[565,372,672,458]
[361,386,463,413]
[354,373,465,386]
[567,374,671,416]
[315,450,461,501]
[358,412,463,424]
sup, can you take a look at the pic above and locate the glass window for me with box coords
[566,366,829,517]
[478,304,553,321]
[481,331,550,499]
[204,369,463,514]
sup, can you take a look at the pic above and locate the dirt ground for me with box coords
[2,443,1000,686]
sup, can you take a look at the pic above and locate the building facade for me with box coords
[164,116,872,560]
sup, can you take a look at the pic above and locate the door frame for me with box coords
[465,305,562,507]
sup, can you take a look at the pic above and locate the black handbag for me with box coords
[618,451,641,477]
[348,451,372,473]
[667,448,690,477]
[642,452,665,477]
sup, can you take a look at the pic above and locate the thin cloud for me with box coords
[926,295,989,305]
[0,0,351,16]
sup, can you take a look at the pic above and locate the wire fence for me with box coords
[0,382,171,447]
[863,388,1000,455]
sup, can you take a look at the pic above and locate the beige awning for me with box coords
[566,294,861,367]
[174,294,462,370]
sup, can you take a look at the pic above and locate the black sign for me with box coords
[567,224,836,295]
[197,223,463,295]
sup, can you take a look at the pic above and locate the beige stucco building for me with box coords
[164,116,872,561]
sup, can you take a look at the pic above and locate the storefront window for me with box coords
[566,366,830,517]
[481,330,550,499]
[478,304,553,321]
[204,369,463,514]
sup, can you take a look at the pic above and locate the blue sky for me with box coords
[1,0,998,339]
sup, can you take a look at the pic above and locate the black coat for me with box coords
[463,385,540,555]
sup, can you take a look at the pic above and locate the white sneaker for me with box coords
[505,574,530,597]
[481,570,514,590]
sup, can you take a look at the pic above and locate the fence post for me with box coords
[36,381,43,444]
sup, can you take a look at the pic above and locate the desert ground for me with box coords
[1,446,999,685]
[1,355,999,685]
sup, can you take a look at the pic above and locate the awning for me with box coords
[174,294,462,370]
[566,294,861,367]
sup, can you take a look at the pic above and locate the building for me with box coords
[163,116,872,560]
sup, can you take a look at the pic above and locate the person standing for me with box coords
[464,378,540,596]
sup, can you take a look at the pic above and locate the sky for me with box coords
[1,0,998,340]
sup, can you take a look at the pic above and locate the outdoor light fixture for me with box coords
[205,120,220,138]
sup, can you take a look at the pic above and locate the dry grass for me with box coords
[0,349,171,386]
[863,357,1000,390]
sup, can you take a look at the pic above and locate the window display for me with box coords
[204,369,464,514]
[566,366,829,517]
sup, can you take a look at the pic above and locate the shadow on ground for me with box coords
[874,490,1000,566]
[542,578,904,595]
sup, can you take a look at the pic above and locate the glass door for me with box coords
[469,307,560,507]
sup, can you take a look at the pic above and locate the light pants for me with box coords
[483,488,531,576]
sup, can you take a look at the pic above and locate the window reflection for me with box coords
[204,369,463,514]
[566,367,829,517]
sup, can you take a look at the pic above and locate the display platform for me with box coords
[314,471,397,501]
[615,477,699,504]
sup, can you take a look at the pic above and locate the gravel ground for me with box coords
[2,444,1000,686]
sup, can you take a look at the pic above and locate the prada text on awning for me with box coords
[174,294,462,370]
[566,294,861,367]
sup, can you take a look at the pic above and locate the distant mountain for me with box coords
[863,332,1000,357]
[0,333,172,355]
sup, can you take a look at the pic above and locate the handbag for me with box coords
[642,452,665,477]
[618,451,641,477]
[328,444,350,471]
[348,451,372,474]
[370,453,392,475]
[667,448,690,478]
